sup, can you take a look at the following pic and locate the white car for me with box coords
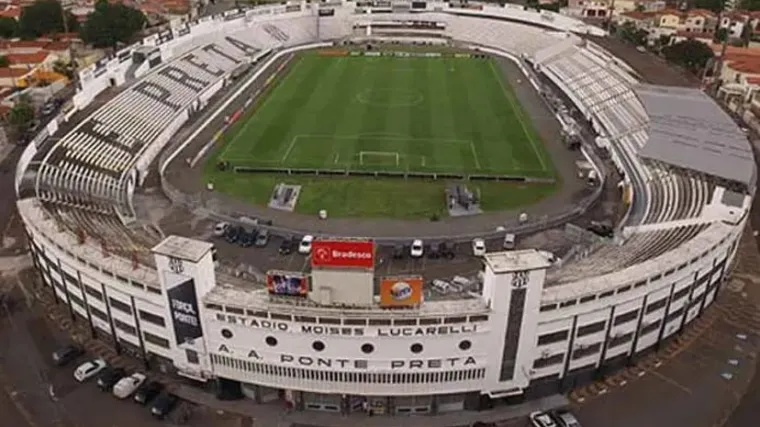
[472,238,486,256]
[73,359,107,382]
[212,222,229,237]
[113,372,146,399]
[410,239,424,258]
[299,235,314,254]
[529,411,559,427]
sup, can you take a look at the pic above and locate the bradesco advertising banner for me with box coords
[311,240,375,269]
[267,271,309,297]
[379,276,423,307]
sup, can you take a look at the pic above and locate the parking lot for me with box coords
[0,289,239,427]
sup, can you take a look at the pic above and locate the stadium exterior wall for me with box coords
[19,196,744,407]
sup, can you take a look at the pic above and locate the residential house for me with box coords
[566,0,611,19]
[0,4,20,20]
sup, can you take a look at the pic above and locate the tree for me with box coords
[0,16,18,39]
[714,27,728,43]
[80,0,146,49]
[662,39,715,73]
[694,0,725,12]
[617,21,648,46]
[0,55,9,68]
[741,22,753,47]
[17,0,78,40]
[6,97,35,140]
[52,59,74,79]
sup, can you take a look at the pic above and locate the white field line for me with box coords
[281,135,298,162]
[219,57,307,160]
[488,60,547,172]
[333,153,339,164]
[469,142,481,170]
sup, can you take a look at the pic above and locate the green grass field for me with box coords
[204,52,558,218]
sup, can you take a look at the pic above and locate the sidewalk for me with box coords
[177,384,568,427]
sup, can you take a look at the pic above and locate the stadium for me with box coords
[14,0,756,416]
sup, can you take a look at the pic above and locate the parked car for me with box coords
[212,222,229,237]
[552,409,582,427]
[529,411,559,427]
[73,359,107,382]
[392,244,405,260]
[40,102,56,116]
[279,236,295,255]
[410,239,424,258]
[503,233,516,249]
[299,235,314,254]
[224,225,244,243]
[472,238,486,257]
[150,393,180,419]
[432,279,453,294]
[238,229,255,248]
[255,229,270,247]
[97,367,126,391]
[428,242,441,259]
[51,344,83,367]
[133,381,164,405]
[441,241,456,259]
[113,372,146,399]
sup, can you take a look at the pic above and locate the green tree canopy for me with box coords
[693,0,725,12]
[662,39,715,73]
[0,16,18,39]
[17,0,78,40]
[0,55,10,68]
[7,97,35,138]
[80,0,146,49]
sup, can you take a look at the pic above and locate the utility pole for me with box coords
[59,0,77,87]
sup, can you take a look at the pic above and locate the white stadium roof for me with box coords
[636,84,756,187]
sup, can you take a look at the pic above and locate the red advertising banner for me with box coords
[311,240,375,269]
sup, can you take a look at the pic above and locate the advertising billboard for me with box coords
[311,240,375,269]
[267,271,309,297]
[379,276,423,307]
[165,273,203,345]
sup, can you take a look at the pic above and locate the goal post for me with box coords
[359,151,400,166]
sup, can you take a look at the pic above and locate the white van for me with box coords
[432,279,452,294]
[503,233,516,249]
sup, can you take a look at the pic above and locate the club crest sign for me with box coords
[511,271,529,289]
[168,256,184,274]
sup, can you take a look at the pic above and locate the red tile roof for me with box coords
[0,67,28,77]
[745,76,760,84]
[5,50,48,64]
[0,5,20,19]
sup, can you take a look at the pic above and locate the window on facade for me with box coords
[539,304,557,312]
[459,340,472,351]
[576,321,605,337]
[361,343,374,354]
[143,332,170,349]
[646,298,667,314]
[608,332,633,348]
[666,307,684,324]
[312,341,325,352]
[138,310,165,327]
[559,300,577,308]
[572,343,602,360]
[84,285,103,301]
[90,306,107,321]
[265,336,278,347]
[68,292,84,308]
[579,295,596,304]
[537,330,569,346]
[410,343,423,354]
[186,349,199,364]
[673,286,690,301]
[108,297,132,315]
[533,353,564,369]
[113,318,136,336]
[599,290,614,299]
[613,310,639,326]
[640,321,661,336]
[394,318,416,326]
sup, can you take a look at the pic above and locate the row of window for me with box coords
[210,353,486,384]
[209,304,490,327]
[44,265,171,351]
[537,272,719,347]
[30,235,161,296]
[532,298,709,370]
[539,247,730,313]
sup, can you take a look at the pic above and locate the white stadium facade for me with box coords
[15,0,757,416]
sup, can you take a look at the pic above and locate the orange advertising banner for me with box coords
[379,276,423,307]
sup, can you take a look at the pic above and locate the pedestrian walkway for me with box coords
[177,384,568,427]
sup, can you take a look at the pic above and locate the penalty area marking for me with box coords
[279,134,486,169]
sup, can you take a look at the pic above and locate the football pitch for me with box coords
[205,51,558,218]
